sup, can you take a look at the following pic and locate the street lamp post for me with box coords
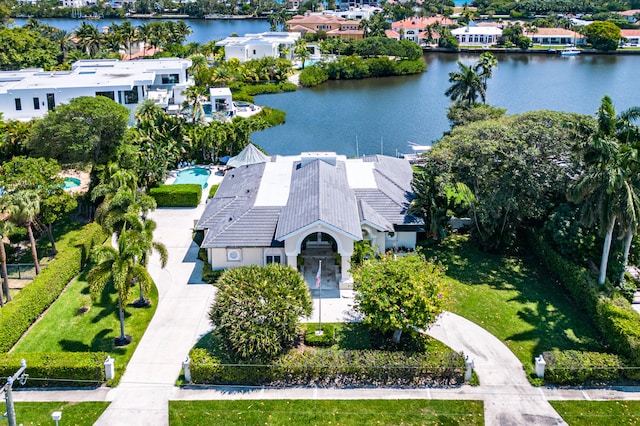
[1,359,28,426]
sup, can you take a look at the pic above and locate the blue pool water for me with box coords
[174,167,211,188]
[63,177,81,189]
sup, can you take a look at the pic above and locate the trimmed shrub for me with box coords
[299,66,329,87]
[304,324,335,347]
[207,184,219,199]
[190,347,465,387]
[595,297,640,365]
[0,223,106,353]
[149,184,202,207]
[0,352,107,387]
[543,350,625,385]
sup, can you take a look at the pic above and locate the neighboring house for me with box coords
[0,58,192,121]
[524,28,586,46]
[323,6,382,20]
[209,87,235,118]
[616,9,640,24]
[287,14,364,41]
[451,26,502,46]
[390,15,455,44]
[196,147,422,286]
[216,32,302,62]
[620,29,640,46]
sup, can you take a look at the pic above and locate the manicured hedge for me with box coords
[543,350,625,385]
[529,230,640,373]
[0,223,106,353]
[304,324,335,347]
[189,347,465,387]
[150,184,202,207]
[0,352,107,387]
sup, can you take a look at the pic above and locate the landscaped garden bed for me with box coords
[188,323,465,387]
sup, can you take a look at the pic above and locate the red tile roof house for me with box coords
[524,28,586,46]
[286,14,364,41]
[389,15,455,45]
[620,29,640,47]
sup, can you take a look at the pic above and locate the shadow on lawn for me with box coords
[59,329,126,354]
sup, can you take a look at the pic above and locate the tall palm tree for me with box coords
[445,61,486,106]
[475,52,497,91]
[7,191,41,276]
[0,220,13,306]
[130,218,167,306]
[119,22,137,60]
[74,22,102,57]
[88,228,152,345]
[137,23,153,57]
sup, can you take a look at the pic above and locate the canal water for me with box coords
[11,18,640,156]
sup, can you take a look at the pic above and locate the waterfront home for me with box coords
[286,14,364,41]
[451,26,502,46]
[323,6,382,20]
[216,32,302,62]
[0,58,192,121]
[524,28,586,46]
[616,9,640,24]
[195,148,422,286]
[621,29,640,47]
[390,15,455,45]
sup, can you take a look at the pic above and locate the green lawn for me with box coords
[169,400,484,425]
[0,401,109,425]
[422,235,606,377]
[550,400,640,425]
[11,266,158,384]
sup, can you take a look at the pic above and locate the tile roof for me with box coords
[621,29,640,36]
[525,28,584,37]
[391,15,455,29]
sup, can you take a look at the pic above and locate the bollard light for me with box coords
[51,411,62,426]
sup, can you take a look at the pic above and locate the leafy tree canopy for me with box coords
[584,21,622,51]
[27,96,129,165]
[352,253,449,342]
[0,27,58,70]
[209,264,312,362]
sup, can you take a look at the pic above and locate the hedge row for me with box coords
[190,347,465,387]
[0,352,107,387]
[150,184,202,207]
[528,230,640,370]
[543,350,629,385]
[0,222,106,353]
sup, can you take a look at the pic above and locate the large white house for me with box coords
[216,32,302,62]
[0,58,192,121]
[451,26,503,46]
[196,147,423,288]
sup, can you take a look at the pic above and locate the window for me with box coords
[14,98,21,111]
[266,255,281,264]
[96,91,115,101]
[124,86,139,104]
[33,97,40,110]
[161,74,180,84]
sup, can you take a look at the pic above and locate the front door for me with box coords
[46,93,55,111]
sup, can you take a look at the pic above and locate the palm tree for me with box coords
[88,228,152,345]
[137,23,153,57]
[293,38,311,69]
[75,22,102,57]
[475,52,497,91]
[445,61,486,106]
[0,220,13,306]
[7,191,41,276]
[130,218,167,306]
[119,22,137,60]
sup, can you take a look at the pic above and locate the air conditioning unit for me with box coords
[227,248,242,262]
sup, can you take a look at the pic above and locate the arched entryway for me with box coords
[299,232,339,292]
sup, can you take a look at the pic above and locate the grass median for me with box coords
[550,400,640,425]
[169,400,484,425]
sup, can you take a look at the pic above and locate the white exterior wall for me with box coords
[208,247,272,269]
[246,43,278,60]
[452,27,502,45]
[385,231,416,251]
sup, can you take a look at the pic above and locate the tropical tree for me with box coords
[0,220,13,306]
[87,228,152,345]
[74,22,102,56]
[129,217,167,306]
[475,52,497,91]
[209,264,312,362]
[293,37,311,69]
[445,61,485,106]
[7,190,41,275]
[352,253,449,343]
[584,21,621,52]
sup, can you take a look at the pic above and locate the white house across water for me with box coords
[196,147,423,288]
[0,58,192,121]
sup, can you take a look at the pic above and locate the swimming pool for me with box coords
[63,177,81,189]
[173,167,211,188]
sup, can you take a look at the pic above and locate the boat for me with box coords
[559,47,581,56]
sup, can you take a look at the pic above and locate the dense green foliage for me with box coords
[149,184,202,207]
[302,56,425,85]
[352,254,449,341]
[543,350,627,385]
[0,222,106,352]
[209,264,312,362]
[427,110,592,251]
[0,27,58,70]
[584,21,622,51]
[299,65,329,87]
[446,103,507,128]
[169,399,484,426]
[0,352,106,387]
[28,96,130,165]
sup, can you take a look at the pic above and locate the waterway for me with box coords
[11,18,640,157]
[252,52,640,156]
